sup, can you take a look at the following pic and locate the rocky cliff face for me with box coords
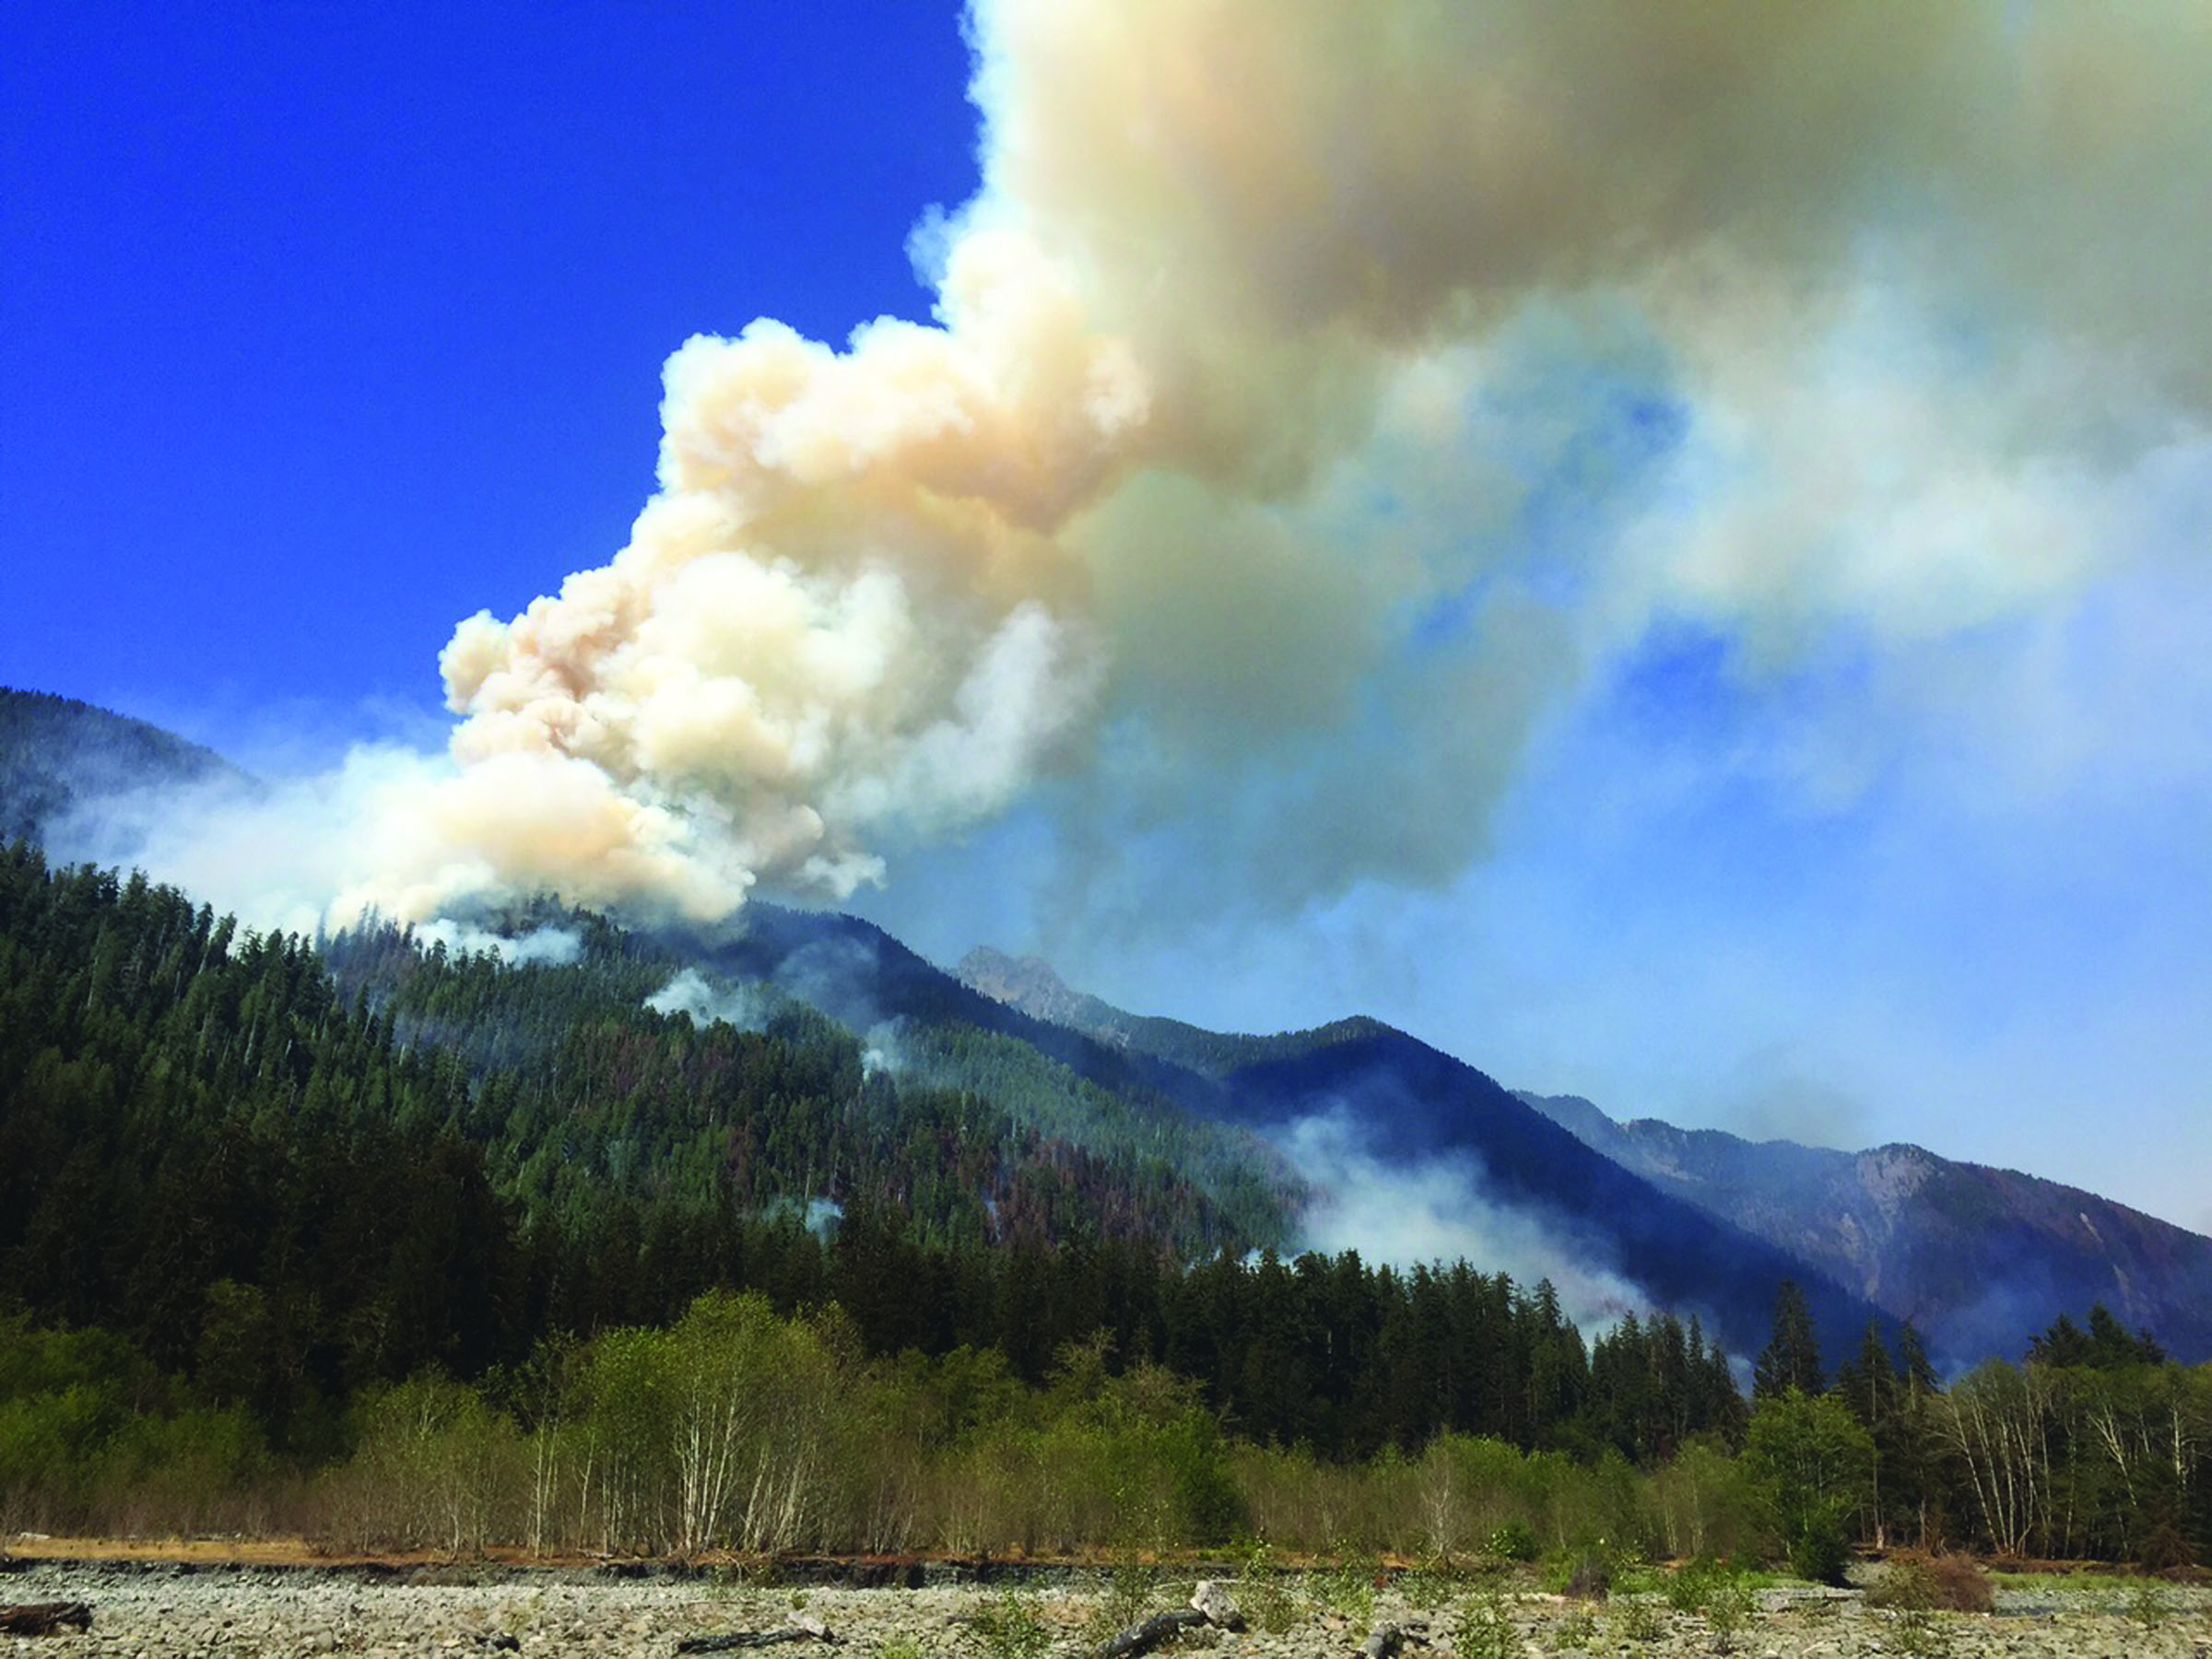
[957,947,1133,1047]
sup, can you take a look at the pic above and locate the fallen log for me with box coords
[1087,1607,1208,1659]
[0,1602,93,1637]
[676,1617,841,1653]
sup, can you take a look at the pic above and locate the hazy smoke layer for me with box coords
[1283,1106,1643,1333]
[283,2,2212,929]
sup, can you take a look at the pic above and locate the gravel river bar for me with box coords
[3,1557,2208,1659]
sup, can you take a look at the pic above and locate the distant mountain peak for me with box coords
[956,946,1394,1078]
[1518,1088,2212,1365]
[957,946,1130,1047]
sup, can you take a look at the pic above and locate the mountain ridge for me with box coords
[1518,1089,2212,1366]
[956,940,2212,1366]
[956,947,1900,1363]
[7,688,2199,1370]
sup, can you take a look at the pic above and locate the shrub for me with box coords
[1557,1547,1610,1601]
[1661,1558,1757,1651]
[1888,1609,1956,1659]
[1867,1553,1993,1615]
[1453,1587,1519,1659]
[2122,1579,2169,1629]
[1082,1563,1163,1647]
[1785,1506,1851,1587]
[971,1587,1050,1659]
[1548,1602,1596,1651]
[1488,1519,1540,1562]
[1700,1572,1756,1653]
[1610,1596,1665,1642]
[1663,1556,1729,1615]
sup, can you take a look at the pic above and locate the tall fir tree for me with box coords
[1753,1277,1824,1399]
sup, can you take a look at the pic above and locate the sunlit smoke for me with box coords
[74,1,2212,947]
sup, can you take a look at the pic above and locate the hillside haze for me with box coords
[959,948,2212,1368]
[0,688,252,850]
[1520,1090,2212,1369]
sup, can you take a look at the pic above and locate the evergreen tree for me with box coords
[1834,1322,1902,1545]
[2023,1303,2168,1371]
[1753,1278,1824,1399]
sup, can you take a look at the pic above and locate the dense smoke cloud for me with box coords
[186,1,2211,935]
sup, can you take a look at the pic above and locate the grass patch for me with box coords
[1228,1540,1300,1635]
[1313,1552,1378,1631]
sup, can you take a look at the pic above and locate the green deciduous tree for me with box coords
[1742,1388,1873,1583]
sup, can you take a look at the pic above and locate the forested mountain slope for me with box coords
[0,688,250,846]
[653,907,1304,1243]
[959,950,1895,1365]
[320,905,1299,1259]
[2,842,1765,1467]
[0,847,1294,1440]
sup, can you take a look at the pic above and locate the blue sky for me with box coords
[7,2,2211,1235]
[4,4,977,728]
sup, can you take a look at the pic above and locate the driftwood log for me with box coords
[0,1602,94,1637]
[1085,1581,1248,1659]
[676,1616,842,1653]
[1086,1607,1208,1659]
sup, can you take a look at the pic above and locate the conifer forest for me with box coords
[4,843,2208,1569]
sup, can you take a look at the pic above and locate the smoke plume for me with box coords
[118,3,2212,941]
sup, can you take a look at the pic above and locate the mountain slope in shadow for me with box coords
[957,948,1894,1362]
[1,687,252,848]
[1521,1091,2212,1366]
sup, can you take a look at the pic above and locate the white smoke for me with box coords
[76,1,2212,949]
[1281,1105,1645,1334]
[415,920,583,968]
[645,967,771,1032]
